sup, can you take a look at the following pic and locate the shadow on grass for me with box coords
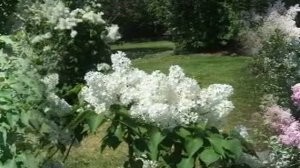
[112,47,173,59]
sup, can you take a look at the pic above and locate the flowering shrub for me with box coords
[251,25,300,105]
[80,51,255,167]
[14,0,120,85]
[291,83,300,108]
[239,0,300,55]
[81,51,234,128]
[264,136,300,168]
[0,49,89,167]
[263,83,300,167]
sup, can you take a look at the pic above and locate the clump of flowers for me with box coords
[291,83,300,108]
[81,51,234,128]
[265,85,300,149]
[239,0,300,55]
[15,0,121,85]
[28,0,120,40]
[265,105,300,148]
[261,1,300,41]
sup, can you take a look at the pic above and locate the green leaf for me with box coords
[20,111,31,127]
[0,126,7,145]
[223,139,243,158]
[184,136,203,157]
[6,113,19,127]
[133,139,148,156]
[16,153,41,168]
[208,134,226,156]
[114,124,124,140]
[100,134,122,152]
[176,127,191,138]
[2,158,18,168]
[148,128,165,160]
[199,147,220,166]
[177,157,194,168]
[0,36,14,45]
[87,113,106,133]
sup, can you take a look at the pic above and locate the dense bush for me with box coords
[16,0,120,85]
[252,32,300,105]
[0,0,19,34]
[0,0,122,167]
[98,0,167,40]
[0,48,83,167]
[166,0,249,53]
[80,51,256,168]
[250,1,300,105]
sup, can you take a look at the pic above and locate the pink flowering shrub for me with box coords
[265,105,300,148]
[291,83,300,108]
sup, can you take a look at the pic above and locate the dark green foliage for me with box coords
[99,0,167,40]
[167,0,240,53]
[166,0,280,53]
[0,0,19,34]
[99,109,255,168]
[0,30,94,168]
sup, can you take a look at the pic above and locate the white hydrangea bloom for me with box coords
[105,24,121,42]
[31,32,52,44]
[70,30,78,38]
[47,93,72,115]
[111,51,132,72]
[81,52,235,128]
[97,63,110,71]
[41,73,59,91]
[29,0,119,38]
[82,11,105,24]
[42,73,72,115]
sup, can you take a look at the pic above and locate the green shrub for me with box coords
[0,0,19,34]
[252,31,300,106]
[0,48,89,167]
[167,0,244,53]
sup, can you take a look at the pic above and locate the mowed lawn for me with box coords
[65,41,265,168]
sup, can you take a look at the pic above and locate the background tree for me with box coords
[98,0,167,40]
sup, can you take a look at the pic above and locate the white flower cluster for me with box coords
[30,0,120,41]
[41,73,71,115]
[238,1,300,55]
[136,157,159,168]
[81,52,234,128]
[31,32,52,44]
[261,1,300,41]
[104,24,121,43]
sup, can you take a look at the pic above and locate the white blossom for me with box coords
[41,73,59,91]
[81,52,235,128]
[82,11,105,24]
[105,24,121,42]
[29,0,116,38]
[261,1,300,41]
[31,32,52,44]
[42,73,72,115]
[97,63,110,71]
[70,30,78,38]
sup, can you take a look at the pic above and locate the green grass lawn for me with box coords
[66,41,266,168]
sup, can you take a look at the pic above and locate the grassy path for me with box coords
[66,41,266,168]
